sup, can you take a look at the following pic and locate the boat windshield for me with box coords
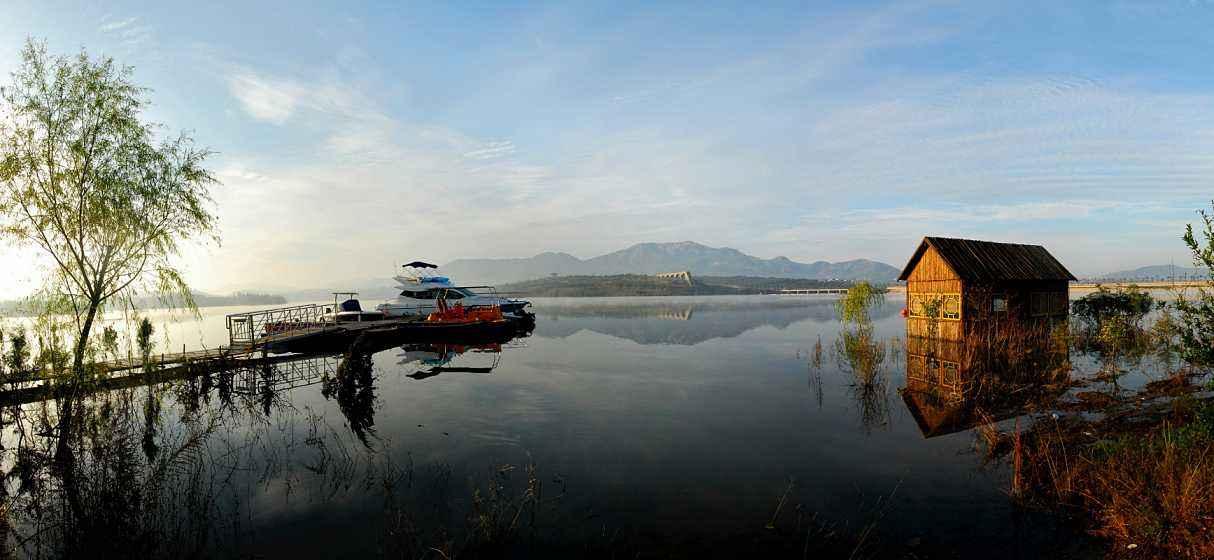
[441,288,478,299]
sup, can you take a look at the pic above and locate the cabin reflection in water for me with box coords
[899,333,1067,438]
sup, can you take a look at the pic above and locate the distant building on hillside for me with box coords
[655,271,693,286]
[897,236,1075,341]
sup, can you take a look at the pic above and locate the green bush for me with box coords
[5,328,30,377]
[1175,204,1214,366]
[1071,286,1155,331]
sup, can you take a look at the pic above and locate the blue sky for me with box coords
[2,0,1214,294]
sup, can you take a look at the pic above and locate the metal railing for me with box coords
[230,354,339,395]
[225,303,332,347]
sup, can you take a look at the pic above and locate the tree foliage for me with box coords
[1175,203,1214,365]
[0,40,217,376]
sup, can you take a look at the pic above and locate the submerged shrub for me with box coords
[137,318,154,357]
[5,328,30,377]
[835,281,884,324]
[1071,286,1155,331]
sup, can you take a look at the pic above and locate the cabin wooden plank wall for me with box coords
[905,245,963,340]
[961,280,1068,328]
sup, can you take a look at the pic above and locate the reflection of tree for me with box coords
[834,327,891,434]
[321,353,378,448]
[0,391,227,558]
[0,338,518,557]
[833,290,891,434]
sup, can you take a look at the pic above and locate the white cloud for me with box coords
[191,4,1214,290]
[99,16,138,33]
[98,15,155,50]
[463,140,516,161]
[226,73,301,124]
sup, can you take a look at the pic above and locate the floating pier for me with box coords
[0,298,535,406]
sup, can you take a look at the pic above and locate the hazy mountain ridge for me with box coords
[498,274,853,298]
[0,291,285,314]
[443,241,899,284]
[1096,264,1207,281]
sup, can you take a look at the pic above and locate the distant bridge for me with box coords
[778,288,851,295]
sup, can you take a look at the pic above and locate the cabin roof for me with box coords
[897,236,1076,282]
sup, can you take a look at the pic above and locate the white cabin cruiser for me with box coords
[375,261,532,319]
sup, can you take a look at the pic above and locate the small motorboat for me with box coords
[376,261,532,320]
[323,292,386,323]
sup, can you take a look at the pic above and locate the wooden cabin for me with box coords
[898,237,1075,341]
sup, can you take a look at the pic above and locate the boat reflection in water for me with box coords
[398,342,512,380]
[899,329,1070,438]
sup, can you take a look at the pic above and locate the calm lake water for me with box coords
[7,294,1155,558]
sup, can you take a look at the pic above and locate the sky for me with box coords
[1,0,1214,296]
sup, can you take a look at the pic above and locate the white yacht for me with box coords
[375,261,531,319]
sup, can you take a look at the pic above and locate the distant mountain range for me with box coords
[499,274,854,297]
[442,241,900,285]
[1095,264,1207,281]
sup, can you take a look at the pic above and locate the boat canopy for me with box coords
[394,275,453,288]
[403,261,438,269]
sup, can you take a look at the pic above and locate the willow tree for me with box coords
[0,40,217,378]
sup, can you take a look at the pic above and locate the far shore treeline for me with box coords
[0,291,286,315]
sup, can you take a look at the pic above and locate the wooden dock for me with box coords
[95,347,253,374]
[0,351,343,408]
[0,298,536,407]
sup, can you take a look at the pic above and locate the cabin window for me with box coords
[941,361,960,388]
[992,296,1008,313]
[443,289,464,300]
[907,293,961,321]
[941,294,960,320]
[1030,292,1067,317]
[402,289,437,299]
[908,355,928,382]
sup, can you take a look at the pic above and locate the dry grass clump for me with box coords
[1005,398,1214,559]
[1082,427,1214,558]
